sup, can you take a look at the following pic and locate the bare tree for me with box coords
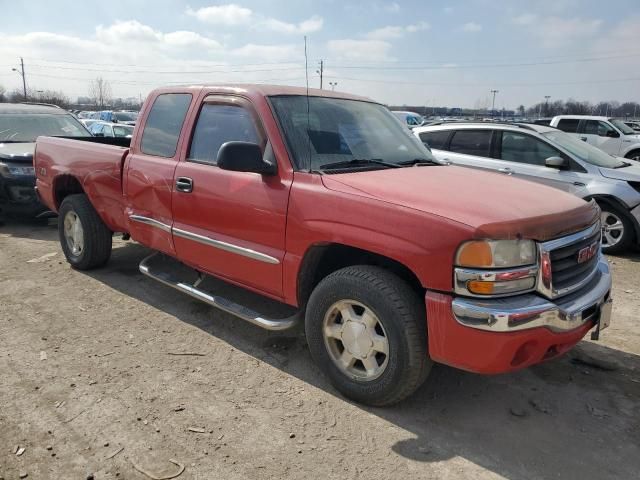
[0,84,5,103]
[88,77,112,109]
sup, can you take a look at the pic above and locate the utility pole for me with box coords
[544,95,551,116]
[316,60,324,89]
[490,90,498,116]
[11,57,27,100]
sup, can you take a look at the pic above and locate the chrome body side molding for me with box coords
[128,215,280,265]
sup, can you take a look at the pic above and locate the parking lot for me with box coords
[0,219,638,479]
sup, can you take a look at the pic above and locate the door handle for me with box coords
[498,168,514,175]
[176,177,193,193]
[580,137,588,142]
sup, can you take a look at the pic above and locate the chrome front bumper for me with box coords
[451,257,612,333]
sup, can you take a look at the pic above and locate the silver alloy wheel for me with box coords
[601,210,624,248]
[63,210,84,256]
[322,299,389,381]
[632,154,640,161]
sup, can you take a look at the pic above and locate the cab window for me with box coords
[500,132,561,166]
[141,93,192,157]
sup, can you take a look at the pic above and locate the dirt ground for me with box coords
[1,219,639,480]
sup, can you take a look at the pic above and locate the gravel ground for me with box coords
[1,219,639,480]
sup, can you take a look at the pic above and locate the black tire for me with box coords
[598,200,635,255]
[58,194,112,270]
[305,265,432,406]
[624,149,640,162]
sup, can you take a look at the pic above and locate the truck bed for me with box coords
[35,136,131,232]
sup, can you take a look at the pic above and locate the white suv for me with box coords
[550,115,640,160]
[413,122,640,253]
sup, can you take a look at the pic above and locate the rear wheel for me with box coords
[598,201,635,254]
[58,194,112,269]
[305,265,432,406]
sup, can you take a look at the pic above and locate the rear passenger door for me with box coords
[125,92,194,255]
[436,129,515,175]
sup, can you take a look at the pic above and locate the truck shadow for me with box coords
[72,241,640,480]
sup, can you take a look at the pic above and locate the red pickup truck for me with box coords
[34,85,612,406]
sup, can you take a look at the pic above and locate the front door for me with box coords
[581,120,622,156]
[170,96,291,298]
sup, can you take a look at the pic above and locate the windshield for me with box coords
[114,112,138,122]
[0,113,91,142]
[542,130,625,168]
[269,96,435,171]
[609,118,636,135]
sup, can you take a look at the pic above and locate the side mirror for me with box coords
[545,156,569,170]
[605,130,620,138]
[217,141,277,175]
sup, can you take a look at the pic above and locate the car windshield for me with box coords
[0,113,91,142]
[114,112,138,122]
[542,130,626,168]
[609,118,636,135]
[269,96,436,171]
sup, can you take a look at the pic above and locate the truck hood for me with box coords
[599,159,640,181]
[321,165,599,241]
[0,142,35,163]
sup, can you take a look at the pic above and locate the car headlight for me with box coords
[456,239,536,268]
[0,162,35,177]
[454,239,538,297]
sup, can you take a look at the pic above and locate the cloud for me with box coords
[384,2,400,13]
[327,39,394,61]
[512,15,602,46]
[187,4,323,35]
[231,43,300,61]
[261,15,323,34]
[460,22,482,32]
[186,4,253,26]
[365,22,430,40]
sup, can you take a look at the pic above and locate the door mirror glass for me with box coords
[217,141,276,175]
[545,156,569,170]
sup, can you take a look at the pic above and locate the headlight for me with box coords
[454,239,538,297]
[0,162,35,177]
[456,239,536,268]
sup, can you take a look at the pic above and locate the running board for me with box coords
[139,253,300,331]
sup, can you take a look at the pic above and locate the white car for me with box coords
[550,115,640,161]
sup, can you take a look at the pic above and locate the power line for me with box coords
[24,64,305,74]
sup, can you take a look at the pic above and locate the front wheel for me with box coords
[598,202,635,254]
[305,266,432,406]
[58,194,112,270]
[625,149,640,162]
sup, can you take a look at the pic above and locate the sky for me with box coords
[0,0,639,109]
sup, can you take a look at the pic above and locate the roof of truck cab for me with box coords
[149,84,375,103]
[552,115,609,121]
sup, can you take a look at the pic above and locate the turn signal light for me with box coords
[457,241,493,267]
[467,280,495,294]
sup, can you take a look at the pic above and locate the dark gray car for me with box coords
[414,122,640,254]
[0,103,91,220]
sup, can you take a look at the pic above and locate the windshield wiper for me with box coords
[397,158,442,167]
[319,158,402,170]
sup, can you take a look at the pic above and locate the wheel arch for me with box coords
[53,174,85,210]
[623,147,640,160]
[586,194,639,244]
[296,243,425,308]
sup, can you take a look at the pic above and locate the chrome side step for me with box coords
[139,253,300,331]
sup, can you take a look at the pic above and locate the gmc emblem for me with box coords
[577,241,599,264]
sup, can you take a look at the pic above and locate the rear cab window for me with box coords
[141,93,193,157]
[419,130,451,150]
[448,130,492,157]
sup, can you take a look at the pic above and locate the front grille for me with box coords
[547,226,601,295]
